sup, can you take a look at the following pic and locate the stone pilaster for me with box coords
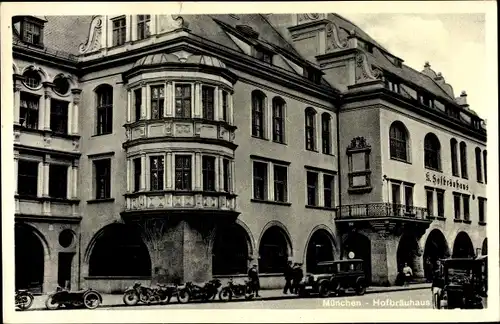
[368,231,399,286]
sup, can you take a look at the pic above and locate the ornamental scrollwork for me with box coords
[79,16,103,54]
[326,22,348,53]
[347,136,369,150]
[355,52,383,82]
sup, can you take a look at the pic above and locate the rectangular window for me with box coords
[94,159,111,199]
[134,89,142,122]
[463,195,470,221]
[137,15,151,40]
[112,17,126,46]
[478,197,486,223]
[175,155,192,190]
[202,156,216,191]
[133,158,141,192]
[17,160,38,196]
[253,161,267,200]
[151,85,165,119]
[404,185,413,213]
[149,156,164,191]
[323,174,335,208]
[20,92,39,129]
[437,190,445,217]
[175,84,191,118]
[272,100,285,143]
[273,165,288,202]
[96,90,113,135]
[50,99,69,135]
[391,183,401,215]
[453,194,461,220]
[22,21,42,45]
[202,86,215,120]
[307,171,318,206]
[426,189,434,217]
[49,164,68,198]
[222,91,228,122]
[223,159,230,192]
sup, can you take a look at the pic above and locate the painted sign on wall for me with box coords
[425,172,469,191]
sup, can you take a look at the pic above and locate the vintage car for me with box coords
[298,259,367,297]
[434,256,487,309]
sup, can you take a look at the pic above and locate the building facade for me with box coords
[11,13,487,294]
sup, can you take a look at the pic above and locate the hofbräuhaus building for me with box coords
[11,13,487,293]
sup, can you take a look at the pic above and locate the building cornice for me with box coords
[13,43,78,73]
[14,144,82,159]
[122,136,238,151]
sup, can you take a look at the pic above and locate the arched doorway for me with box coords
[306,229,335,273]
[258,226,291,274]
[481,238,487,255]
[88,224,151,276]
[423,229,450,280]
[343,232,371,283]
[212,223,251,275]
[15,224,45,293]
[452,231,475,258]
[397,233,421,274]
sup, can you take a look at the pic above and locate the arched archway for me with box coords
[481,238,488,255]
[212,223,252,275]
[452,231,475,258]
[306,229,336,273]
[258,226,292,274]
[423,229,450,280]
[15,224,46,293]
[343,232,371,283]
[397,233,421,274]
[87,224,151,277]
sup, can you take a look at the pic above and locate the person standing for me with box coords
[248,263,261,297]
[283,260,293,294]
[292,263,304,294]
[402,263,413,287]
[432,260,444,308]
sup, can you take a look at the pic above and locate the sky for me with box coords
[336,12,488,119]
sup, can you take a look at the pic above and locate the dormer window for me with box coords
[137,15,151,40]
[445,106,460,120]
[19,17,45,47]
[385,79,401,93]
[304,68,321,85]
[419,93,432,108]
[256,49,272,64]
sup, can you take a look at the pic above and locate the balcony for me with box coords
[121,190,239,220]
[335,203,432,235]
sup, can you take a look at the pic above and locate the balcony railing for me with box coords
[336,203,429,221]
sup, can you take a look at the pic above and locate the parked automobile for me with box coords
[123,282,176,306]
[176,279,222,303]
[434,256,487,309]
[298,259,367,297]
[219,277,255,301]
[45,286,102,310]
[15,290,34,311]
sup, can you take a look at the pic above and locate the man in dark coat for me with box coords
[283,260,293,294]
[432,260,444,308]
[248,263,261,297]
[292,263,304,294]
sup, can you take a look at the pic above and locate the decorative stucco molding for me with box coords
[79,16,103,54]
[355,52,383,83]
[297,13,320,24]
[157,15,189,34]
[325,22,349,53]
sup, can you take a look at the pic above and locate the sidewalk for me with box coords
[24,283,431,311]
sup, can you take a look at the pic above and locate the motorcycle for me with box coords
[177,279,222,303]
[15,290,34,311]
[219,278,255,301]
[123,282,176,306]
[45,286,102,310]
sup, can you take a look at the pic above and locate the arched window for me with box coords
[251,91,266,139]
[483,150,487,183]
[459,142,468,179]
[424,133,441,170]
[389,121,409,161]
[305,108,316,151]
[475,147,483,182]
[88,224,151,277]
[450,139,459,176]
[258,226,291,273]
[212,223,251,275]
[272,97,286,144]
[95,85,113,135]
[321,113,332,154]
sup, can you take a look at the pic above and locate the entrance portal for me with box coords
[58,252,74,289]
[306,229,335,273]
[212,223,251,275]
[452,231,475,258]
[15,224,45,293]
[343,232,371,283]
[423,229,450,280]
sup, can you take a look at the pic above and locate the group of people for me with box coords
[246,260,304,297]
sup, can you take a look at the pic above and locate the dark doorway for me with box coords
[212,223,250,275]
[343,232,371,283]
[58,252,74,289]
[258,226,291,274]
[15,224,45,294]
[423,229,450,280]
[306,229,335,273]
[452,231,475,258]
[397,233,420,275]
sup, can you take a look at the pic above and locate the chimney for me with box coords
[456,91,469,107]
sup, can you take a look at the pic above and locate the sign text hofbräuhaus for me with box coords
[425,172,469,191]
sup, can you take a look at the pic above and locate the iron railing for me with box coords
[336,203,429,220]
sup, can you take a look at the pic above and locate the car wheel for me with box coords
[45,295,61,310]
[356,283,366,296]
[123,291,139,306]
[83,292,101,309]
[17,293,34,311]
[177,289,190,304]
[319,282,330,298]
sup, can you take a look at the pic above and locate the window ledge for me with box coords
[13,125,81,140]
[478,221,487,226]
[305,205,337,211]
[425,167,442,173]
[272,140,287,146]
[251,135,268,141]
[84,276,152,280]
[92,132,113,138]
[87,198,115,204]
[436,216,446,221]
[390,157,412,165]
[348,186,373,194]
[15,195,80,204]
[462,220,472,224]
[322,152,335,157]
[251,199,291,206]
[306,148,319,153]
[453,219,463,223]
